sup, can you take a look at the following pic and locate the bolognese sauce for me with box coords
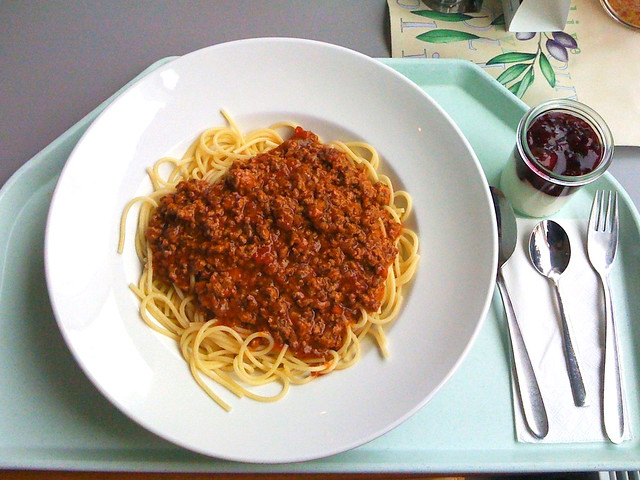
[145,127,402,358]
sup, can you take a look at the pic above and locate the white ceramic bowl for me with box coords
[45,38,497,463]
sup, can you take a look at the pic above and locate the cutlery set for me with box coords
[491,187,626,443]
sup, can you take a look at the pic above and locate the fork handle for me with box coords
[497,269,549,439]
[601,272,626,444]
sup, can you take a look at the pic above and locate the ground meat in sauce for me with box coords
[145,127,402,358]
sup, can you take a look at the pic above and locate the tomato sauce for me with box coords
[145,128,402,358]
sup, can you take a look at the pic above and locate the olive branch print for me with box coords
[411,9,579,99]
[412,10,504,43]
[489,31,578,98]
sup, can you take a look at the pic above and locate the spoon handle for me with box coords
[552,280,588,407]
[497,269,549,439]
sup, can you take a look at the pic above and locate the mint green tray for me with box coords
[1,58,639,474]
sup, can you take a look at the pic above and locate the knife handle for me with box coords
[497,269,549,439]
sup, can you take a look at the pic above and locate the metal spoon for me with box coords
[491,187,548,439]
[529,220,588,407]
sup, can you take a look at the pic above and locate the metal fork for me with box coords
[587,190,625,444]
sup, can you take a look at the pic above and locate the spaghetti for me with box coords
[119,111,419,411]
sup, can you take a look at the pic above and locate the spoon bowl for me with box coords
[529,220,571,280]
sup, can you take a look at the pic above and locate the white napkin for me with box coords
[501,218,631,443]
[500,0,571,32]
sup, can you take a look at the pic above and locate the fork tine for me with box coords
[589,189,603,231]
[609,191,615,230]
[603,190,619,233]
[605,190,613,231]
[612,191,619,234]
[599,190,605,230]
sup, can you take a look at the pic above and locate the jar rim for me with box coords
[517,99,615,187]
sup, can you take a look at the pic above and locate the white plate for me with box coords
[45,38,497,463]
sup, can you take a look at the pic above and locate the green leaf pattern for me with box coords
[411,9,578,99]
[496,64,529,85]
[516,68,535,98]
[486,52,537,65]
[416,29,481,44]
[539,52,556,88]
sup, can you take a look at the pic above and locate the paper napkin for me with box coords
[500,218,631,443]
[501,0,570,32]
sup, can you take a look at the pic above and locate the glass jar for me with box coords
[421,0,483,13]
[500,99,614,217]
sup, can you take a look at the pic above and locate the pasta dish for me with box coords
[119,112,419,411]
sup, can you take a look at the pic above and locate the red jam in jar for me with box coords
[500,99,614,217]
[527,111,603,177]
